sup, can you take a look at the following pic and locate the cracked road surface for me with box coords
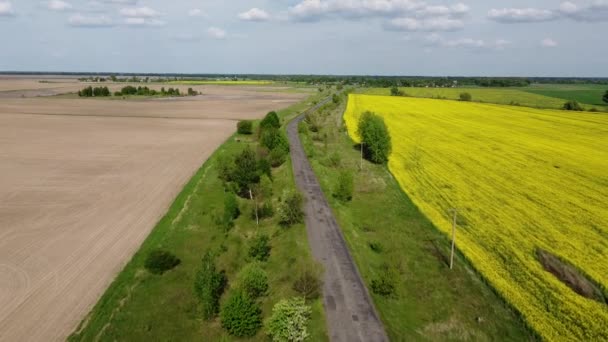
[287,98,389,342]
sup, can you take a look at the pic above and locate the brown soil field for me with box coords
[0,79,306,341]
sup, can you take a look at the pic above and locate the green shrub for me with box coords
[259,111,281,131]
[249,234,271,262]
[292,269,321,300]
[220,290,262,337]
[328,152,341,168]
[371,267,396,297]
[252,201,274,220]
[459,92,472,101]
[334,171,353,202]
[358,111,392,164]
[194,252,227,320]
[278,190,304,226]
[268,147,288,167]
[144,249,180,274]
[390,86,404,96]
[237,120,253,135]
[238,263,268,298]
[563,100,583,111]
[266,297,312,342]
[222,191,240,228]
[369,241,384,253]
[603,90,608,104]
[232,147,260,196]
[261,128,289,152]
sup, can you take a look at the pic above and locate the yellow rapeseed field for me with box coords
[344,94,608,341]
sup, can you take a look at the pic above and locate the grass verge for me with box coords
[69,93,329,341]
[298,91,538,341]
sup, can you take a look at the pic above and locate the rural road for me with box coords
[287,97,389,342]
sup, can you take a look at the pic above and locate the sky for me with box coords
[0,0,607,76]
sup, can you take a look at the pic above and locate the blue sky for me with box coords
[1,0,607,76]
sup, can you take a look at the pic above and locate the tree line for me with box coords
[78,85,200,97]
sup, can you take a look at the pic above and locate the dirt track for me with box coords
[287,99,388,342]
[0,79,305,342]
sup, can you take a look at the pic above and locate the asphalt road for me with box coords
[287,97,389,342]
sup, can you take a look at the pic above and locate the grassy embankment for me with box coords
[298,92,537,341]
[359,86,606,110]
[69,93,329,341]
[344,94,608,341]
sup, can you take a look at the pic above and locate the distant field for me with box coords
[170,80,273,85]
[523,84,608,107]
[344,94,608,341]
[359,86,601,110]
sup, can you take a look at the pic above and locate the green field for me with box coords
[360,86,605,110]
[297,93,536,341]
[523,84,608,107]
[69,96,328,341]
[169,80,273,85]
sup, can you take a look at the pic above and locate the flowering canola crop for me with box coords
[344,94,608,341]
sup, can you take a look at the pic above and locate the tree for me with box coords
[390,86,404,96]
[292,268,321,300]
[278,190,304,226]
[221,192,240,229]
[259,111,281,131]
[261,128,289,152]
[144,249,180,274]
[237,263,268,298]
[220,290,262,337]
[334,171,353,202]
[266,297,312,342]
[603,90,608,104]
[237,120,253,135]
[459,92,472,101]
[357,112,392,164]
[194,252,227,320]
[249,234,271,261]
[232,147,260,196]
[563,100,583,111]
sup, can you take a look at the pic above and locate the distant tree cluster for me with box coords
[563,100,584,111]
[603,90,608,104]
[78,86,110,97]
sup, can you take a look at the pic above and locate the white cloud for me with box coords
[487,8,557,23]
[541,38,558,47]
[68,13,113,27]
[124,17,164,26]
[47,0,72,11]
[188,8,204,17]
[425,34,510,50]
[238,8,270,21]
[119,6,159,18]
[558,0,608,21]
[0,1,14,16]
[387,16,464,31]
[207,27,226,39]
[416,3,469,18]
[288,0,427,21]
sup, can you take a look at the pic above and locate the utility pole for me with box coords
[449,208,457,270]
[360,142,364,171]
[249,188,258,227]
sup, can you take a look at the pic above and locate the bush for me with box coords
[194,252,227,320]
[278,190,304,226]
[371,267,396,297]
[390,86,404,96]
[266,297,312,342]
[257,157,272,180]
[334,171,353,202]
[261,128,289,152]
[603,90,608,104]
[563,100,583,111]
[292,269,321,300]
[238,263,268,298]
[249,234,271,262]
[358,112,392,164]
[232,147,261,196]
[144,249,180,274]
[237,120,253,135]
[328,152,341,168]
[459,92,472,101]
[223,191,240,224]
[220,290,262,337]
[268,147,288,167]
[369,241,384,253]
[259,111,281,131]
